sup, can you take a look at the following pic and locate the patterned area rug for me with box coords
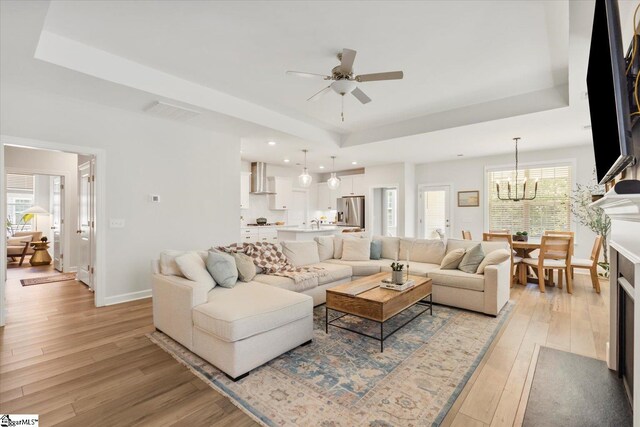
[149,302,513,426]
[20,273,77,286]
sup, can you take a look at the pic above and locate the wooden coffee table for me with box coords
[325,272,433,352]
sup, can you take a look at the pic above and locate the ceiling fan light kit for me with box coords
[287,47,404,121]
[298,149,313,188]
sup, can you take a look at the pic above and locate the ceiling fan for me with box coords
[286,48,404,121]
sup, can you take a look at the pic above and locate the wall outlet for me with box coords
[109,218,125,228]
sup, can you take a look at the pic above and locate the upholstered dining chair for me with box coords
[483,232,522,287]
[462,230,472,240]
[522,235,573,293]
[571,235,604,294]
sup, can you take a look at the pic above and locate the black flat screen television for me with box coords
[587,0,637,184]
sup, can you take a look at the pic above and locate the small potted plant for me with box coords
[513,231,528,242]
[390,262,405,284]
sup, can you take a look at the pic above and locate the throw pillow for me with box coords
[398,238,415,260]
[333,235,358,259]
[280,241,320,266]
[160,250,207,277]
[458,244,485,274]
[476,249,511,274]
[175,252,216,289]
[206,250,238,288]
[314,236,334,261]
[370,240,382,260]
[341,238,371,261]
[440,248,466,270]
[231,252,256,282]
[374,236,400,260]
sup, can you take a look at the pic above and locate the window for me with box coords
[487,164,571,237]
[6,174,35,232]
[384,188,397,237]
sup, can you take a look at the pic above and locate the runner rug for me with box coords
[149,302,513,426]
[20,273,77,286]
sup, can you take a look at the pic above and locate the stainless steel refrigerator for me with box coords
[336,196,365,228]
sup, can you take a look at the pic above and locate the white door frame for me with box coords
[0,135,106,326]
[417,183,454,239]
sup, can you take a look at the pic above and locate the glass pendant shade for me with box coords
[298,168,312,187]
[327,172,341,190]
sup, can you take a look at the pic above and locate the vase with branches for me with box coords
[569,169,611,275]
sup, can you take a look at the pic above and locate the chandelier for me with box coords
[327,156,341,190]
[496,137,538,202]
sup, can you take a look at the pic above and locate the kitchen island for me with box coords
[277,226,342,241]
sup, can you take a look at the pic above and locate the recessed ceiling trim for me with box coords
[34,30,341,147]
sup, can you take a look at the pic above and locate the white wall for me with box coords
[415,145,598,259]
[5,146,78,267]
[2,84,240,302]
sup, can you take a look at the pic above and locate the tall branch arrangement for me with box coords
[569,170,610,264]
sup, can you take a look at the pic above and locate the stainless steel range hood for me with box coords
[250,162,275,194]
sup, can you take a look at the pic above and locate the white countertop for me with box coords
[278,226,339,233]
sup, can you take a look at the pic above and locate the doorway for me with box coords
[1,137,105,327]
[371,187,398,237]
[419,184,452,239]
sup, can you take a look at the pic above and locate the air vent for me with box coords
[144,101,200,121]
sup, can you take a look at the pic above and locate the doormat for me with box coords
[20,273,77,286]
[523,346,632,427]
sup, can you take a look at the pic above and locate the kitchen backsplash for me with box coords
[241,193,288,226]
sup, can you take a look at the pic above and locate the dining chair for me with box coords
[483,233,522,287]
[489,229,511,234]
[522,235,573,293]
[462,230,472,240]
[571,235,603,293]
[544,230,576,281]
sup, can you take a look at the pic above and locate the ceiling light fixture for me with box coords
[319,165,325,169]
[496,137,538,202]
[267,141,276,146]
[351,161,358,165]
[284,159,290,163]
[298,149,312,188]
[327,156,341,190]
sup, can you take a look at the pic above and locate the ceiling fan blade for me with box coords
[355,71,404,82]
[351,87,371,104]
[307,86,331,101]
[286,70,331,80]
[339,48,357,74]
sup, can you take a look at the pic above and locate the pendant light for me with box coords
[327,156,341,190]
[496,137,538,202]
[298,149,312,188]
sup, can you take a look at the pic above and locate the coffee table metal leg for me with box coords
[380,322,384,352]
[325,306,328,334]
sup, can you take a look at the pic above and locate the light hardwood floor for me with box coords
[0,265,607,426]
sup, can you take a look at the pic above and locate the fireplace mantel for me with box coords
[592,193,640,222]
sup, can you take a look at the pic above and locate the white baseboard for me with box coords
[104,289,152,306]
[65,266,78,273]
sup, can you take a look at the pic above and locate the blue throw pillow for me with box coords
[370,240,382,260]
[206,250,239,288]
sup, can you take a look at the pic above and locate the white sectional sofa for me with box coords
[151,236,510,380]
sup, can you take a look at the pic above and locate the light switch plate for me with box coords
[110,218,125,228]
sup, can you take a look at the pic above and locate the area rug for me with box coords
[20,273,77,286]
[523,346,632,427]
[149,302,513,427]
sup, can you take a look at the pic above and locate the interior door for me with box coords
[419,185,451,239]
[77,161,93,288]
[51,176,64,272]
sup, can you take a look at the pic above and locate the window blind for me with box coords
[488,165,571,237]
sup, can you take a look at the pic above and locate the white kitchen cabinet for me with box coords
[267,176,292,210]
[240,227,280,243]
[240,172,251,210]
[338,175,365,197]
[317,183,338,210]
[351,175,365,196]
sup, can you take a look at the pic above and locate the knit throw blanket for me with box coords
[218,242,328,285]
